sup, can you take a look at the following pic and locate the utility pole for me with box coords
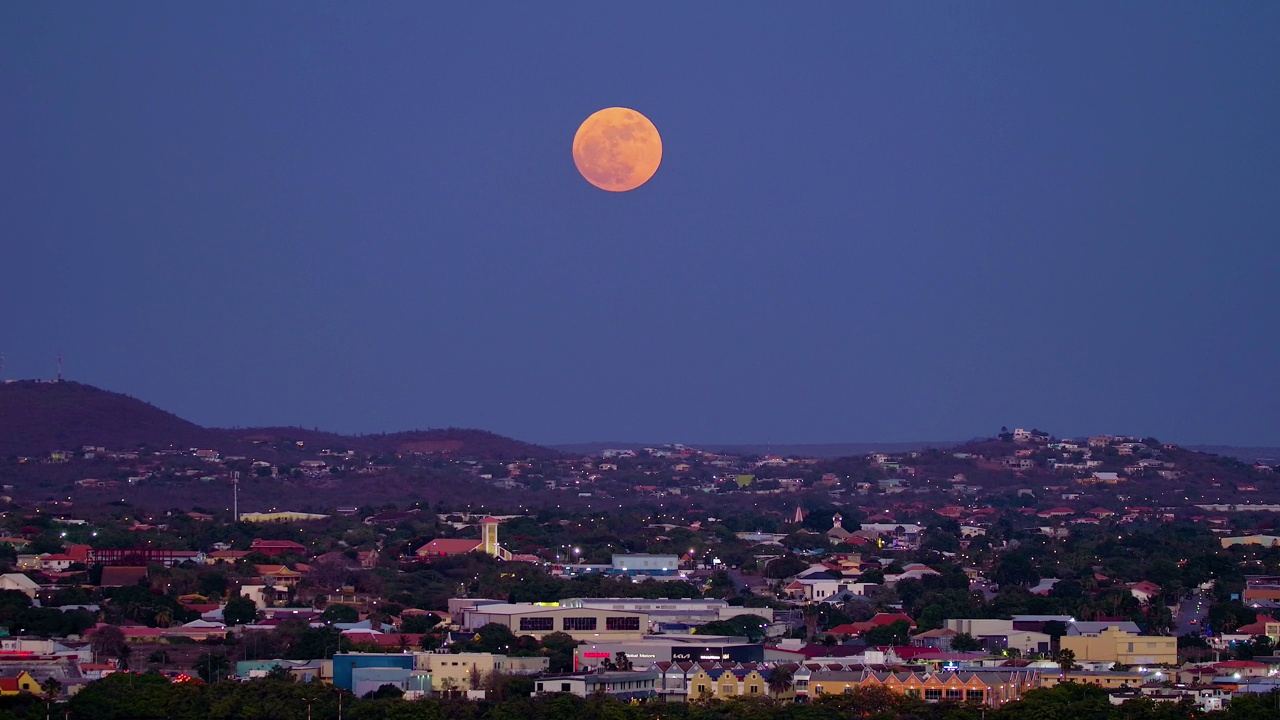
[56,352,62,382]
[232,472,240,522]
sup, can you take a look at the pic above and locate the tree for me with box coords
[540,632,579,672]
[223,594,258,627]
[117,643,132,671]
[193,652,230,683]
[321,604,359,623]
[399,613,440,634]
[89,625,127,664]
[363,683,404,700]
[766,666,794,697]
[1056,647,1076,674]
[950,632,983,652]
[863,620,912,646]
[993,552,1039,588]
[40,677,61,699]
[695,614,769,643]
[763,555,809,579]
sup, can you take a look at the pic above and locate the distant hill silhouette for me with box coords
[552,441,954,458]
[0,380,558,459]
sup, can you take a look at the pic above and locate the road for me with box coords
[1176,589,1209,636]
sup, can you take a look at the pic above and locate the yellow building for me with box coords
[1220,535,1280,548]
[1059,627,1177,666]
[413,652,547,691]
[807,669,1037,707]
[1041,670,1150,689]
[0,671,38,695]
[684,667,770,700]
[238,511,329,523]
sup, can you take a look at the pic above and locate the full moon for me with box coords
[572,107,662,192]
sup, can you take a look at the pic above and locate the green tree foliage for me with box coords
[320,604,360,623]
[539,631,579,672]
[762,555,809,579]
[193,652,230,683]
[41,672,1235,720]
[862,619,912,646]
[223,594,258,626]
[950,632,983,652]
[694,614,769,643]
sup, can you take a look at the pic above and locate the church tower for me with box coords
[480,516,501,556]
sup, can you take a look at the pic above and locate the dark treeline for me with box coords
[0,675,1272,720]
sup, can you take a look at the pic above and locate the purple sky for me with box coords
[2,3,1277,445]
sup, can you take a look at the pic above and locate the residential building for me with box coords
[0,574,40,599]
[806,669,1038,707]
[1040,669,1150,689]
[534,669,658,700]
[1242,576,1280,604]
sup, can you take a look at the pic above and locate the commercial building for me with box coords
[575,636,765,670]
[413,652,548,691]
[348,667,431,698]
[559,598,771,628]
[942,619,1051,655]
[462,603,648,642]
[1059,627,1177,666]
[611,554,680,575]
[331,653,415,693]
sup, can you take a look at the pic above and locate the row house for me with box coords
[651,661,782,702]
[806,668,1039,707]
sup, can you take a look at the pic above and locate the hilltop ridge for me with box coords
[0,380,559,460]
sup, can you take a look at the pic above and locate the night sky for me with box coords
[3,3,1277,446]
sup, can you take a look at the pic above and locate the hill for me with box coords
[0,380,558,460]
[0,380,215,455]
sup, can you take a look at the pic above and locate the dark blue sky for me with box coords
[3,3,1277,446]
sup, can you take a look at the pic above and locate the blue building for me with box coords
[331,653,415,692]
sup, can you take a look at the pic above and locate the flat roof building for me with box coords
[462,603,648,642]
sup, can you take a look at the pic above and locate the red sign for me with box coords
[582,652,610,658]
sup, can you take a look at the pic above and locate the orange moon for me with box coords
[572,107,662,192]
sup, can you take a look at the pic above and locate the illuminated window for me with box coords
[925,689,943,700]
[563,617,598,631]
[520,617,554,631]
[606,617,641,631]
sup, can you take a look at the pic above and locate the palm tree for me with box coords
[154,609,172,628]
[1056,648,1076,675]
[767,666,794,698]
[801,605,822,639]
